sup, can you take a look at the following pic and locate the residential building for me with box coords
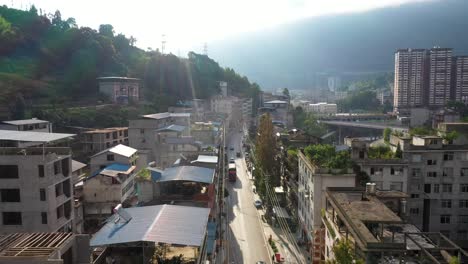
[297,149,356,257]
[242,98,253,124]
[320,187,467,263]
[259,100,290,128]
[97,76,140,104]
[428,48,452,107]
[0,232,90,264]
[192,122,217,145]
[80,127,128,154]
[305,102,337,115]
[0,130,75,234]
[0,118,52,132]
[71,160,86,234]
[82,163,137,230]
[393,48,427,113]
[71,160,87,185]
[454,56,468,104]
[90,204,211,263]
[327,76,341,92]
[89,144,138,175]
[376,89,393,106]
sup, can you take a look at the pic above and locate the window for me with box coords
[56,205,64,219]
[461,184,468,193]
[140,129,144,134]
[38,165,44,178]
[55,183,63,197]
[427,159,437,165]
[443,167,453,177]
[441,199,452,208]
[424,184,431,193]
[391,167,395,175]
[459,215,468,224]
[41,212,47,224]
[460,200,468,208]
[443,152,454,161]
[442,184,453,193]
[0,165,19,179]
[410,208,419,215]
[411,194,420,198]
[106,142,111,148]
[429,139,438,145]
[0,189,20,202]
[3,212,22,225]
[434,184,440,193]
[370,167,375,175]
[53,161,60,175]
[461,168,468,176]
[427,172,437,178]
[412,154,421,162]
[107,154,115,161]
[40,188,46,201]
[411,168,421,178]
[106,133,110,139]
[440,215,451,224]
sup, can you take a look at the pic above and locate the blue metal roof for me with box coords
[89,163,131,179]
[155,166,215,184]
[206,222,216,255]
[90,204,210,247]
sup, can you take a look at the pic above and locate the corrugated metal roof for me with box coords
[265,100,287,104]
[156,166,214,184]
[71,160,86,172]
[91,144,137,158]
[2,119,49,125]
[155,124,186,132]
[143,112,190,120]
[192,155,218,164]
[90,204,210,247]
[0,130,74,143]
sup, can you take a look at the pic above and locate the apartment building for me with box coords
[305,102,337,115]
[89,144,138,174]
[454,56,468,104]
[97,76,140,104]
[0,130,76,234]
[0,118,52,132]
[393,48,427,112]
[297,149,355,256]
[81,127,128,154]
[428,48,453,107]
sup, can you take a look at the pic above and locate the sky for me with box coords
[1,0,429,55]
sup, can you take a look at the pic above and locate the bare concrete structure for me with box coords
[89,144,137,175]
[0,118,52,132]
[97,77,140,104]
[81,127,128,154]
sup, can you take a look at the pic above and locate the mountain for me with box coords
[209,0,468,90]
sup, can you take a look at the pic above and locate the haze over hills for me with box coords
[208,0,468,91]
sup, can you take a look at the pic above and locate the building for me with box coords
[97,76,140,104]
[242,98,253,124]
[454,56,468,104]
[80,127,128,154]
[191,122,217,145]
[305,102,338,115]
[89,144,138,175]
[259,100,290,128]
[376,89,393,106]
[89,204,211,263]
[0,232,90,264]
[0,118,52,132]
[0,130,76,234]
[393,48,427,113]
[71,160,86,234]
[297,149,356,257]
[82,163,137,230]
[428,48,453,107]
[321,187,467,263]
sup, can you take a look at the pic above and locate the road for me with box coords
[226,130,271,264]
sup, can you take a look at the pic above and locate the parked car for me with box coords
[254,200,262,209]
[229,157,235,163]
[236,152,241,157]
[230,146,234,151]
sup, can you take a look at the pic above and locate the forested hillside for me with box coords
[0,5,259,120]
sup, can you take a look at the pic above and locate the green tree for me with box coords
[255,113,279,185]
[12,93,26,119]
[383,127,391,143]
[282,87,290,98]
[327,239,364,264]
[99,24,114,38]
[395,142,403,159]
[303,113,326,137]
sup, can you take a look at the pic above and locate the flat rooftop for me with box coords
[142,112,190,120]
[0,130,75,143]
[1,118,49,125]
[82,127,128,134]
[0,233,73,258]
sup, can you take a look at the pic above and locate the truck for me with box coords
[228,163,237,182]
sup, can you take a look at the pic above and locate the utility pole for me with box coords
[161,34,166,54]
[203,42,208,56]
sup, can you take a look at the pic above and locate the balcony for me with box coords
[0,147,71,156]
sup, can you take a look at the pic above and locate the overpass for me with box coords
[321,120,409,132]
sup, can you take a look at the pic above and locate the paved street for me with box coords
[226,131,271,264]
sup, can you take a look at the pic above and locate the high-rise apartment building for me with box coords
[454,56,468,104]
[428,48,453,107]
[393,49,427,112]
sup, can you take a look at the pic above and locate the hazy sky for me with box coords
[1,0,429,54]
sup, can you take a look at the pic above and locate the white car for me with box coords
[254,200,262,209]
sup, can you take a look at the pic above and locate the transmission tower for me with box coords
[203,42,208,56]
[161,34,166,54]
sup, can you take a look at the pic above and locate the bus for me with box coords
[228,163,236,182]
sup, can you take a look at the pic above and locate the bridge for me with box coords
[321,120,409,132]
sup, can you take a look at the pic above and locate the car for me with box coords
[256,262,266,264]
[229,158,235,163]
[254,200,262,209]
[230,146,234,151]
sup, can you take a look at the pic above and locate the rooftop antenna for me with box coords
[203,42,208,56]
[161,34,166,54]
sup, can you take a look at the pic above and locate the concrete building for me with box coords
[89,144,138,175]
[297,149,356,256]
[454,56,468,104]
[0,232,90,264]
[259,100,290,128]
[191,122,217,145]
[242,98,253,124]
[305,102,338,115]
[428,48,453,107]
[0,130,76,234]
[327,76,341,92]
[80,127,128,154]
[320,187,467,263]
[82,163,137,229]
[394,48,427,113]
[97,76,140,104]
[0,118,52,132]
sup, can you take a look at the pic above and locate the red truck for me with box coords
[228,163,237,182]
